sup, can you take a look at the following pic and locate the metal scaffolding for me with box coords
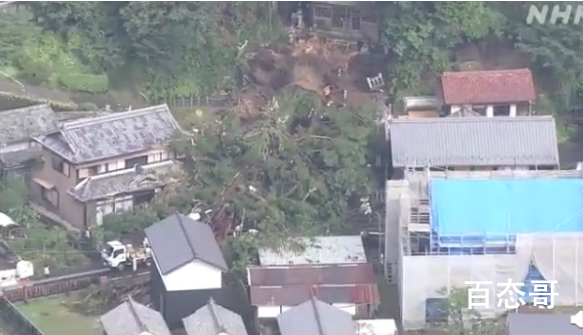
[390,169,583,330]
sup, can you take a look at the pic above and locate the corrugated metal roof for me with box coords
[250,284,380,306]
[439,69,536,105]
[389,116,559,168]
[248,263,375,286]
[258,236,367,266]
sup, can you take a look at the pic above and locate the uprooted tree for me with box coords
[101,91,380,273]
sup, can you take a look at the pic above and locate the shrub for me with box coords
[16,59,51,86]
[58,73,108,93]
[79,102,98,111]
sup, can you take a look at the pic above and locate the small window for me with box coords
[41,188,59,207]
[332,7,347,28]
[51,157,70,176]
[125,155,148,168]
[315,6,331,18]
[362,12,378,23]
[351,16,360,30]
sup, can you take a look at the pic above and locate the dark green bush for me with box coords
[58,73,108,93]
[16,60,51,86]
[79,102,98,111]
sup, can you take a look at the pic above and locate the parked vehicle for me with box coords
[101,238,152,271]
[0,260,34,287]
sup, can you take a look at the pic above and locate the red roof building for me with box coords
[438,69,536,105]
[248,236,380,319]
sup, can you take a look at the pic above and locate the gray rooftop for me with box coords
[69,160,181,202]
[0,104,58,144]
[35,104,184,164]
[258,236,367,266]
[507,313,579,335]
[277,298,356,335]
[388,116,559,168]
[100,298,171,335]
[0,148,42,169]
[183,298,248,335]
[145,213,228,275]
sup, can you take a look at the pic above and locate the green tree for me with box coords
[382,2,502,96]
[432,287,505,335]
[169,92,377,261]
[0,177,86,267]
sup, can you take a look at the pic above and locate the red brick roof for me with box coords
[248,263,380,306]
[439,69,536,105]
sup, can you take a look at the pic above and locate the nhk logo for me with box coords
[526,4,583,24]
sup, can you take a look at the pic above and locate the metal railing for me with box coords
[0,297,45,335]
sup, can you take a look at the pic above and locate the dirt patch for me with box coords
[239,34,389,116]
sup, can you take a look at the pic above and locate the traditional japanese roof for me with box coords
[145,213,228,275]
[277,298,356,335]
[0,104,58,143]
[100,297,171,335]
[388,116,559,168]
[68,160,181,202]
[182,298,248,335]
[439,69,536,105]
[35,104,185,164]
[0,148,42,169]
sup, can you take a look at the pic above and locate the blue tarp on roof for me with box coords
[430,179,583,238]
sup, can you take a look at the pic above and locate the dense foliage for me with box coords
[0,177,87,268]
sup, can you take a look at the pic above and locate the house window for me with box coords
[41,187,59,208]
[315,6,331,18]
[350,16,360,30]
[77,166,98,183]
[493,105,510,116]
[362,12,377,23]
[125,155,148,168]
[51,157,70,177]
[332,7,347,28]
[350,9,361,30]
[113,198,133,213]
[148,151,170,164]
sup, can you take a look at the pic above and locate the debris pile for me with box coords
[238,34,389,115]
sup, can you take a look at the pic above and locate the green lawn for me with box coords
[15,295,102,335]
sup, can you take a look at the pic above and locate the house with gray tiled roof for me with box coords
[0,104,59,177]
[277,297,356,335]
[29,104,186,229]
[182,298,248,335]
[100,296,172,335]
[387,116,559,174]
[145,213,228,328]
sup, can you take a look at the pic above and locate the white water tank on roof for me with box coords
[16,260,33,279]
